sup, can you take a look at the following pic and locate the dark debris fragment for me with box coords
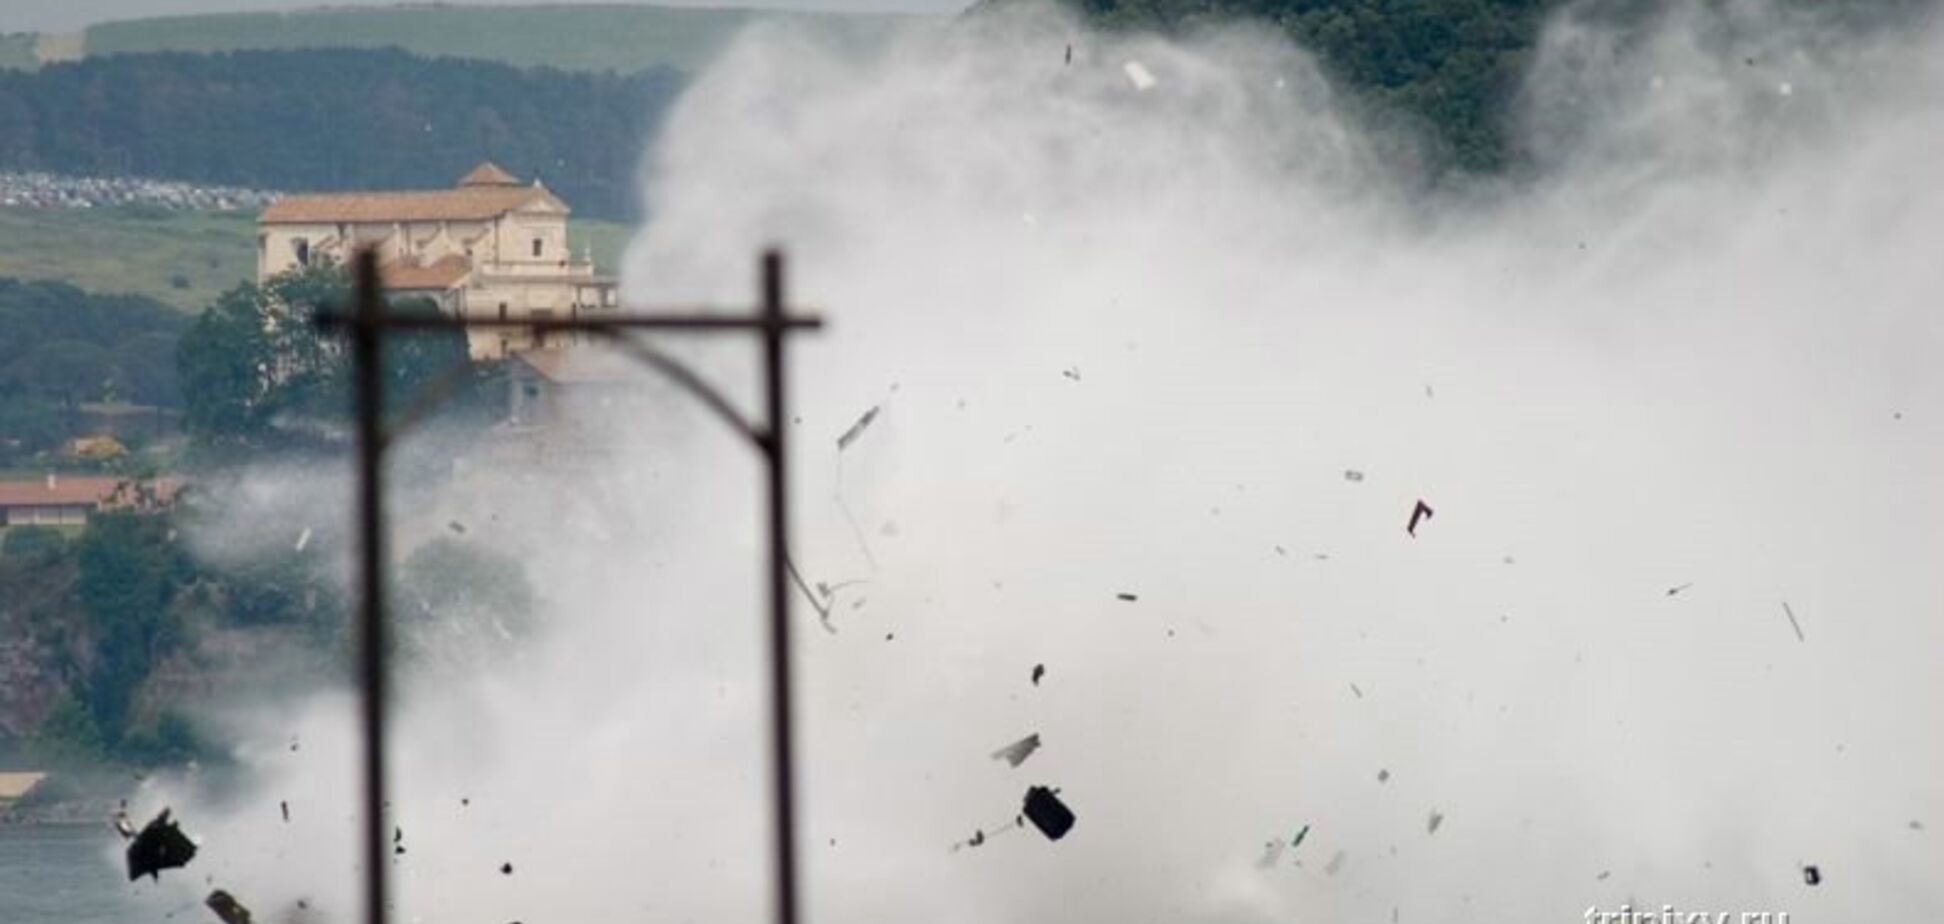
[205,889,253,924]
[837,405,881,451]
[1407,499,1434,537]
[1022,786,1076,841]
[127,808,198,881]
[992,733,1043,768]
[1802,865,1821,886]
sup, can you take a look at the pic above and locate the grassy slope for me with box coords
[0,208,259,311]
[0,207,634,311]
[83,4,921,74]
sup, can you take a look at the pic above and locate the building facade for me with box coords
[257,163,619,359]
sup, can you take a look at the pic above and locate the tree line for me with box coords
[0,48,684,220]
[0,279,185,466]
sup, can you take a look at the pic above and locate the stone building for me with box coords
[257,163,619,358]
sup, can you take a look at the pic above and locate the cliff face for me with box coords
[0,543,333,759]
[0,552,87,740]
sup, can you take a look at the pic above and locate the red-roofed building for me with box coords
[0,475,182,527]
[257,163,619,359]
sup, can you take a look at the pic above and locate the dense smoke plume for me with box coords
[137,2,1942,923]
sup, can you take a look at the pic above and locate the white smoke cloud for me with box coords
[132,2,1943,923]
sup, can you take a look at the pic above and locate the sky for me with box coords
[122,1,1944,922]
[0,0,964,34]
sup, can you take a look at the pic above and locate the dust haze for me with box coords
[134,1,1943,922]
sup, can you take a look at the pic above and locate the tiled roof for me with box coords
[0,476,181,508]
[260,185,556,224]
[382,255,473,290]
[459,162,521,187]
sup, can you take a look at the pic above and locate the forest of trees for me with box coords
[0,279,186,466]
[0,48,684,219]
[1048,0,1928,175]
[1065,0,1554,172]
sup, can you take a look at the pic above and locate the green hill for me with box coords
[0,207,632,312]
[81,4,925,75]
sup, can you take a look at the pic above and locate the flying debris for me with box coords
[279,801,289,823]
[969,829,986,847]
[113,803,136,839]
[1116,593,1138,602]
[1257,840,1285,869]
[1291,824,1310,850]
[1022,786,1076,841]
[501,862,514,875]
[1031,663,1045,686]
[447,520,467,535]
[1349,683,1364,699]
[1376,769,1390,783]
[205,889,254,924]
[126,809,197,881]
[1802,865,1821,885]
[293,527,312,552]
[1665,583,1693,597]
[1427,811,1444,835]
[1596,870,1611,881]
[1325,850,1347,876]
[836,405,881,450]
[1122,60,1157,91]
[1407,500,1434,537]
[393,826,405,857]
[1343,470,1365,482]
[991,733,1042,768]
[1782,602,1805,642]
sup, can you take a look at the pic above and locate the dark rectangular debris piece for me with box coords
[206,889,254,924]
[1022,786,1076,841]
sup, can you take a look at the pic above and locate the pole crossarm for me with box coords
[316,311,824,334]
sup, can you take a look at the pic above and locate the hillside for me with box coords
[0,208,259,312]
[0,48,683,220]
[81,4,924,75]
[0,206,633,311]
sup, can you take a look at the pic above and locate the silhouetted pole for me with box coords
[761,249,801,924]
[349,249,391,924]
